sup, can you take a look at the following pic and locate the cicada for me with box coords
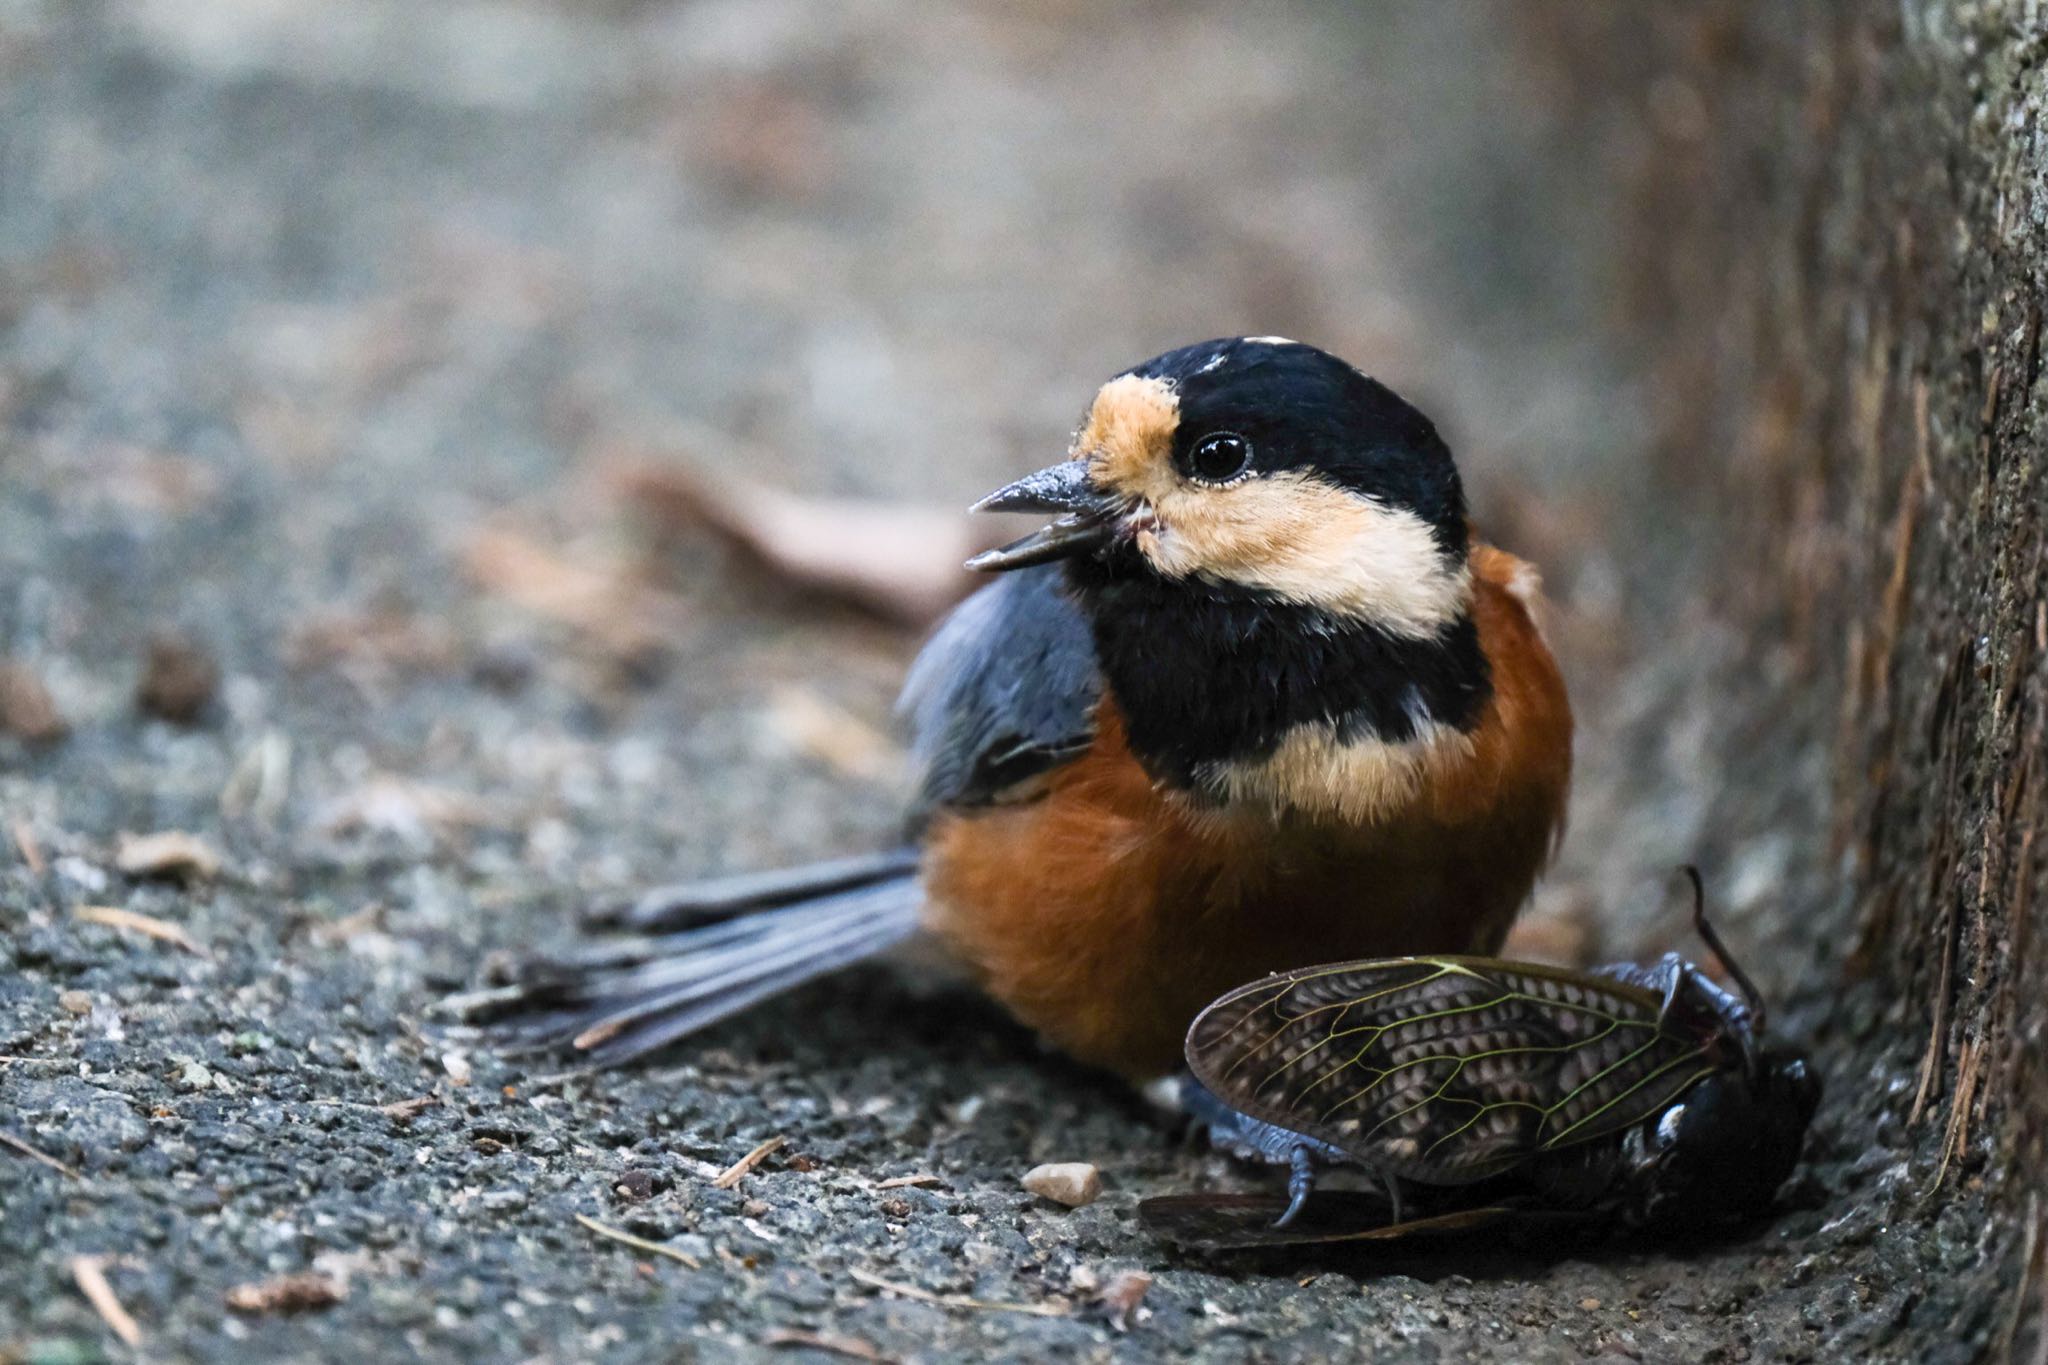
[1142,870,1820,1249]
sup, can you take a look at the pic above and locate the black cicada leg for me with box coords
[1179,1075,1355,1227]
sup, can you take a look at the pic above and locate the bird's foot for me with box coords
[1179,1075,1353,1227]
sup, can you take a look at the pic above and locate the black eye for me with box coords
[1185,431,1253,484]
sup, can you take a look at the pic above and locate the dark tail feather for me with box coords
[583,847,922,931]
[455,874,922,1070]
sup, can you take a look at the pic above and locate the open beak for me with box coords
[964,459,1118,572]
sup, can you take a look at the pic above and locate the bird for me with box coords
[470,336,1573,1083]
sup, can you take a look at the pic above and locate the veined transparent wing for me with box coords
[1186,957,1720,1185]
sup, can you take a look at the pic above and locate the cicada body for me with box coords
[1143,882,1820,1250]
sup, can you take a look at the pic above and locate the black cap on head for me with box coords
[1125,337,1467,555]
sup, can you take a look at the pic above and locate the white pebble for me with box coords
[1021,1162,1102,1208]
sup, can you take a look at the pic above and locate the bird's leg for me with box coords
[1277,1142,1317,1228]
[1179,1075,1352,1227]
[1593,952,1688,1025]
[1382,1167,1405,1225]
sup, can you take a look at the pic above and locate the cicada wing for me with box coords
[1187,957,1719,1186]
[1138,1191,1521,1249]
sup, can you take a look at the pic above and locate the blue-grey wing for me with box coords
[896,564,1101,820]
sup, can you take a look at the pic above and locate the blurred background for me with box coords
[1,0,1662,932]
[1,2,1789,1358]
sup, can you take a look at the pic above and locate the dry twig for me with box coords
[0,1129,80,1179]
[73,905,211,958]
[848,1268,1068,1317]
[713,1136,786,1190]
[573,1214,704,1269]
[762,1327,890,1360]
[70,1255,143,1348]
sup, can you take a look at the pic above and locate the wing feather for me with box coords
[897,565,1100,818]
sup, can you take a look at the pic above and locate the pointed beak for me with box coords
[964,458,1118,572]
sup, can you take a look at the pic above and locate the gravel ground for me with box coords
[0,3,1976,1361]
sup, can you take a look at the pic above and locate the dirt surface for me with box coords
[0,3,1968,1361]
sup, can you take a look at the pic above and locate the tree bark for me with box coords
[1554,4,2047,1354]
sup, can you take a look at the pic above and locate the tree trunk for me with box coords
[1554,4,2047,1355]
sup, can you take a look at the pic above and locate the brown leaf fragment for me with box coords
[461,524,687,665]
[136,632,220,724]
[378,1096,438,1124]
[615,457,1004,626]
[113,830,223,882]
[225,1270,346,1316]
[0,660,68,745]
[1096,1269,1153,1332]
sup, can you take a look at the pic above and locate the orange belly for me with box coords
[921,546,1571,1079]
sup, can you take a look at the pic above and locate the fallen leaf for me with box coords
[113,831,223,882]
[0,661,68,745]
[225,1271,345,1316]
[462,524,687,665]
[615,456,1008,626]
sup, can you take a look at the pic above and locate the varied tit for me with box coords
[473,337,1573,1082]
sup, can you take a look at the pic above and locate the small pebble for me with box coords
[136,633,220,724]
[58,990,92,1015]
[1021,1162,1101,1208]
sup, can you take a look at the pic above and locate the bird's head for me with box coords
[968,337,1471,638]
